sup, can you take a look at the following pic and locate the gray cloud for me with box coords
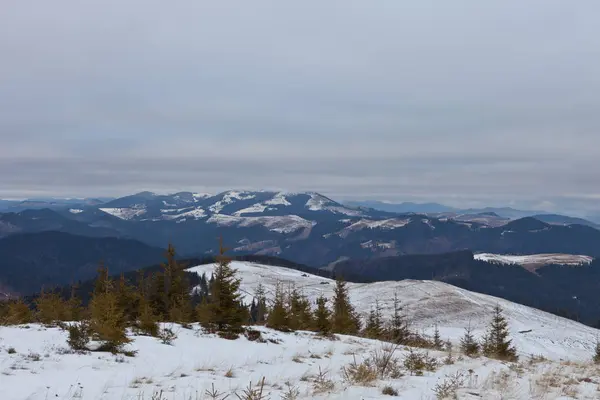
[1,1,600,214]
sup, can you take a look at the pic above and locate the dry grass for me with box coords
[224,367,235,378]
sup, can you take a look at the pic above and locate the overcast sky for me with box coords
[1,1,599,214]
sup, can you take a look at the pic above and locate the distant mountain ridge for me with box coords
[1,190,600,267]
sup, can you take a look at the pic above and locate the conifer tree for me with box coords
[162,244,193,324]
[135,271,159,337]
[287,285,313,330]
[594,339,600,364]
[363,300,384,339]
[313,295,331,335]
[332,276,360,335]
[149,272,168,318]
[66,285,83,321]
[35,288,68,325]
[267,281,289,331]
[389,292,410,344]
[116,273,138,322]
[482,305,518,361]
[432,325,444,350]
[252,283,268,324]
[460,324,480,357]
[205,241,245,336]
[89,272,130,352]
[5,299,33,325]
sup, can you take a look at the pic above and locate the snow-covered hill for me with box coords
[474,253,593,267]
[188,262,600,361]
[2,262,600,399]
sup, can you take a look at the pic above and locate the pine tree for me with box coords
[287,285,313,331]
[432,325,443,350]
[460,324,480,357]
[116,273,138,322]
[482,305,518,361]
[253,283,268,324]
[267,282,289,331]
[205,241,245,337]
[313,295,331,335]
[135,271,159,337]
[89,273,130,353]
[149,272,168,318]
[35,288,67,325]
[5,299,33,325]
[162,244,193,324]
[363,300,384,339]
[332,276,360,335]
[388,292,410,344]
[594,339,600,364]
[66,285,83,321]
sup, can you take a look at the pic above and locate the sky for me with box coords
[1,1,599,215]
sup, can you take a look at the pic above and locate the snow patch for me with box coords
[475,253,593,266]
[208,214,315,234]
[265,192,291,206]
[208,191,256,214]
[99,207,146,220]
[68,209,84,214]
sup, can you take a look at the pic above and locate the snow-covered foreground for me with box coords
[474,253,593,267]
[188,262,600,362]
[2,324,600,400]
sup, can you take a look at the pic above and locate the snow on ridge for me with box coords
[188,261,600,361]
[207,214,315,234]
[162,207,207,221]
[475,253,593,266]
[208,191,256,214]
[305,193,363,216]
[264,192,291,206]
[336,218,411,237]
[233,203,268,216]
[99,207,146,220]
[68,209,84,214]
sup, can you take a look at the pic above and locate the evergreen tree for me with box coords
[388,292,410,344]
[116,273,138,322]
[134,271,159,337]
[332,276,360,335]
[481,305,518,361]
[5,299,33,325]
[267,281,289,331]
[163,244,193,324]
[205,242,245,337]
[594,339,600,364]
[313,295,331,335]
[432,325,444,350]
[363,300,384,339]
[66,285,83,321]
[89,273,130,353]
[252,283,268,324]
[35,288,68,325]
[149,272,168,318]
[460,324,480,357]
[287,285,313,330]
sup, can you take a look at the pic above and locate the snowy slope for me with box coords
[2,262,600,399]
[474,253,593,266]
[188,262,600,361]
[0,323,568,400]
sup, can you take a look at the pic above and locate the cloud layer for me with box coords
[1,1,600,213]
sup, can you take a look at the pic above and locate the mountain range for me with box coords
[2,190,600,269]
